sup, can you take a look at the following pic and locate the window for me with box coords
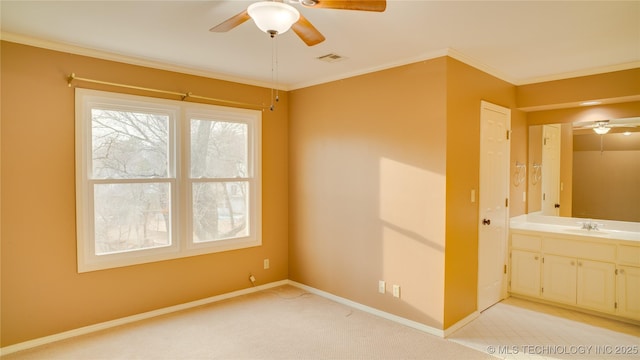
[76,89,261,272]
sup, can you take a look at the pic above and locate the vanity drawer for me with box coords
[511,233,541,251]
[543,237,616,262]
[618,245,640,266]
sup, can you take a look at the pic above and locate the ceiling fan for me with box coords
[209,0,387,46]
[573,117,640,135]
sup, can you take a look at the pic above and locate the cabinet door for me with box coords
[511,250,541,297]
[617,266,640,320]
[542,254,576,305]
[577,259,615,313]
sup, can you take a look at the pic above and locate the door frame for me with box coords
[541,124,561,216]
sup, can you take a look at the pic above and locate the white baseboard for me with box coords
[2,279,481,356]
[443,311,480,337]
[287,280,446,337]
[0,280,288,356]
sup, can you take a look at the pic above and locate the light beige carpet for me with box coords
[3,285,493,359]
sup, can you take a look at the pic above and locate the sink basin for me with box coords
[563,228,611,237]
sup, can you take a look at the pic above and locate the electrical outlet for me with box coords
[392,285,400,298]
[249,274,256,284]
[378,280,386,294]
[264,258,270,269]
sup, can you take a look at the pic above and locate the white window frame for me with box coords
[75,89,262,272]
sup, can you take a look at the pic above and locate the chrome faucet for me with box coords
[580,221,602,231]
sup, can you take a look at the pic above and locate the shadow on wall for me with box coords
[287,58,450,330]
[378,157,446,322]
[289,138,447,328]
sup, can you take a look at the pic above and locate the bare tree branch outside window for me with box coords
[191,119,249,241]
[77,89,261,272]
[91,110,250,252]
[92,109,171,253]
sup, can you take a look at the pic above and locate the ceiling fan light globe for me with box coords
[593,126,610,135]
[248,1,300,35]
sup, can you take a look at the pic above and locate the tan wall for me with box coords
[288,57,518,330]
[572,133,640,222]
[517,69,640,110]
[573,150,640,222]
[443,58,517,328]
[289,58,449,329]
[0,41,289,346]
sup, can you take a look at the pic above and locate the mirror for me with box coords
[528,117,640,222]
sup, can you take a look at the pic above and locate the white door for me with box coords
[541,124,561,216]
[478,101,510,312]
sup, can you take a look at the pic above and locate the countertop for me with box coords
[510,214,640,242]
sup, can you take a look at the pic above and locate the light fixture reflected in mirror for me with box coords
[248,1,300,37]
[593,124,611,135]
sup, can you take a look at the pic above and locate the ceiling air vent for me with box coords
[317,53,346,63]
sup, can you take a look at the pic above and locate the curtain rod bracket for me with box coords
[67,73,76,87]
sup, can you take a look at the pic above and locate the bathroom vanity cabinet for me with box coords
[509,229,640,322]
[616,245,640,320]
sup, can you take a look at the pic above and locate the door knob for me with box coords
[482,218,491,225]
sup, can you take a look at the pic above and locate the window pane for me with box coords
[94,183,171,255]
[92,109,169,179]
[192,182,248,242]
[191,119,248,178]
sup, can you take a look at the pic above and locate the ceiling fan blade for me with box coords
[292,15,326,46]
[209,10,250,32]
[309,0,386,12]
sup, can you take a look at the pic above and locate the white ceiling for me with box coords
[2,1,639,90]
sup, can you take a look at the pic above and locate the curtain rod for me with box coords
[67,73,267,111]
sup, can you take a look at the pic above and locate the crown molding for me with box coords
[0,32,284,90]
[3,31,637,92]
[516,61,640,86]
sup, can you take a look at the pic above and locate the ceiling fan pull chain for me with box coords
[270,35,279,111]
[270,36,274,111]
[275,34,280,104]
